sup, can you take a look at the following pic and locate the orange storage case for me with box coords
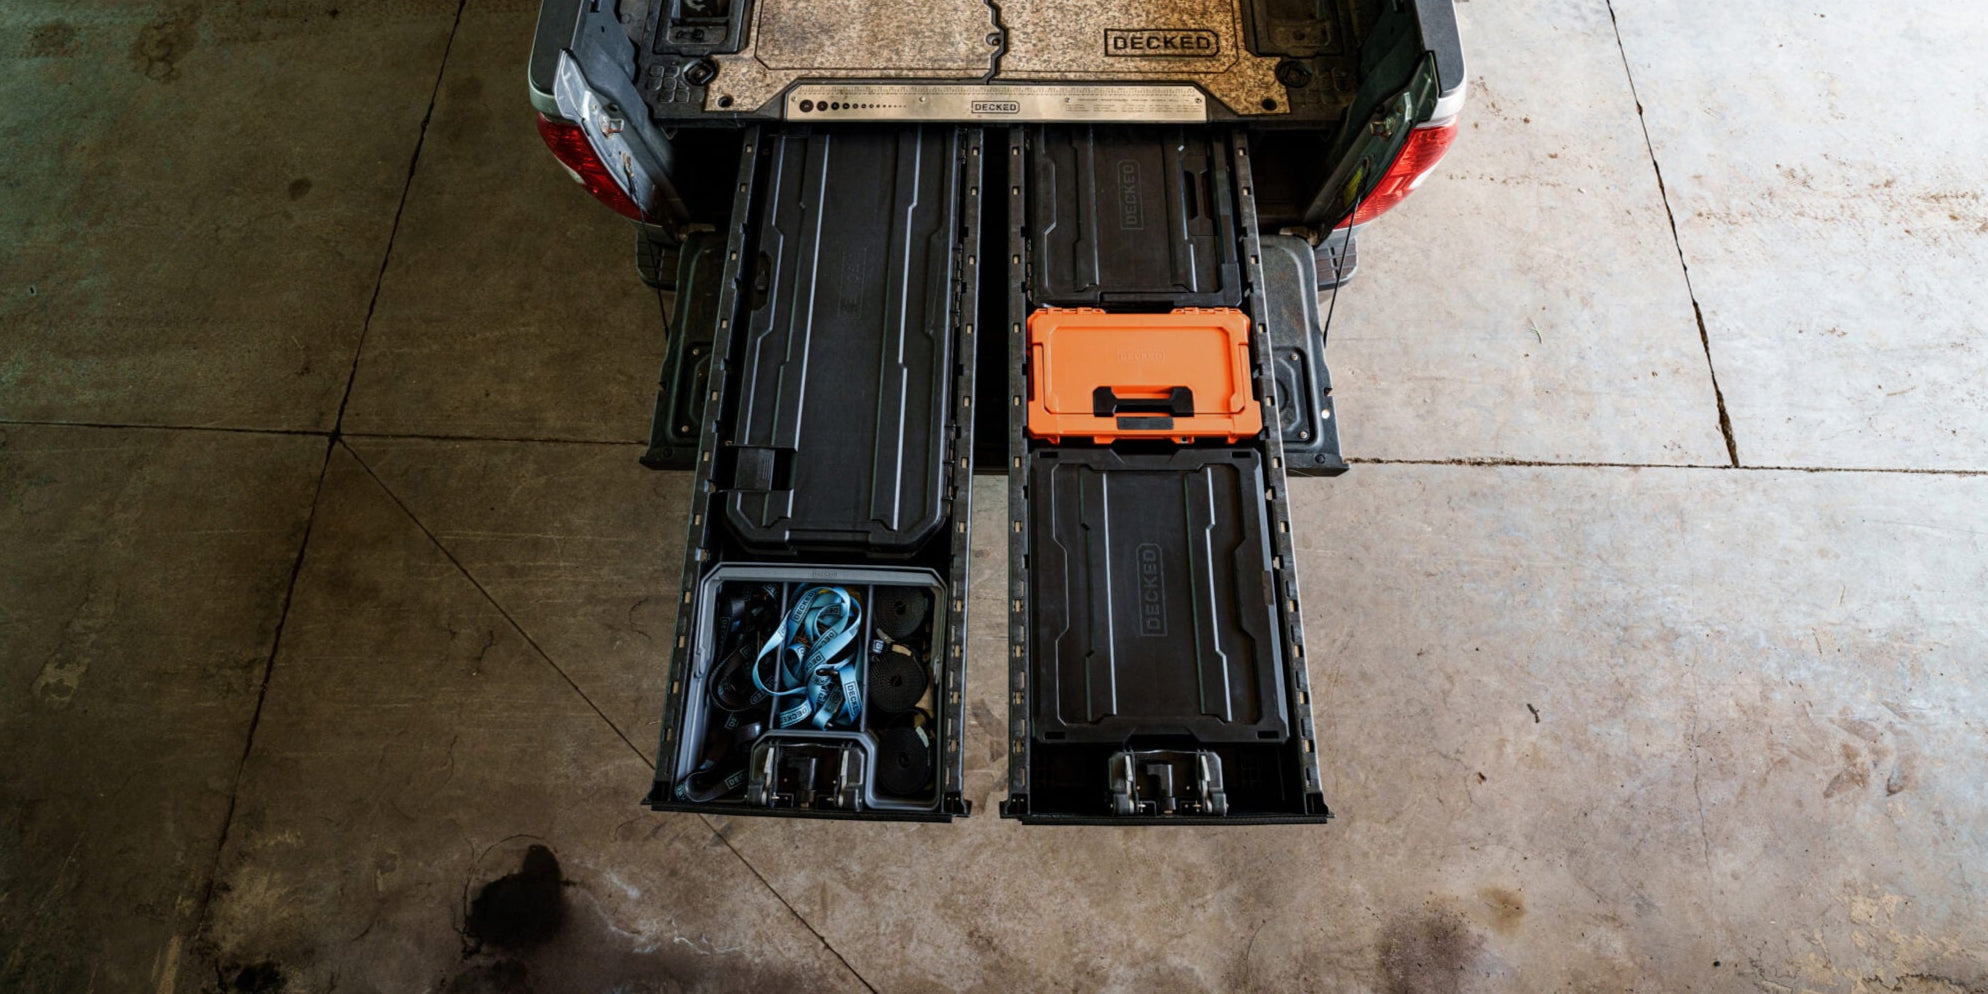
[1026,307,1263,443]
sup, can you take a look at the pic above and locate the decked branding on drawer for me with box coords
[1116,159,1144,230]
[1104,28,1220,57]
[1136,543,1167,637]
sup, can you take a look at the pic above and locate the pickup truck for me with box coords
[526,0,1465,824]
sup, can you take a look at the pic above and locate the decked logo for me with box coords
[1104,28,1220,58]
[970,100,1021,115]
[1135,543,1167,637]
[1116,159,1144,230]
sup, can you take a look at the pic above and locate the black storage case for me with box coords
[1029,448,1288,745]
[721,126,962,555]
[1258,234,1349,476]
[1027,125,1244,309]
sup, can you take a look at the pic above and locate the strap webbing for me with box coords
[750,585,864,731]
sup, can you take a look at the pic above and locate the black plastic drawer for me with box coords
[648,125,985,821]
[1004,126,1327,824]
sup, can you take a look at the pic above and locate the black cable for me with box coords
[1318,176,1366,345]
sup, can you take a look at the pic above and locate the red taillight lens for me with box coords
[535,112,646,221]
[1336,116,1459,228]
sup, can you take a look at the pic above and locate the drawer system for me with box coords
[525,0,1473,826]
[644,124,1340,823]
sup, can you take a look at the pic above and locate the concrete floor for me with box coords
[2,0,1984,991]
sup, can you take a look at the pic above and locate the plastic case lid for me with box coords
[1026,126,1243,308]
[1026,307,1263,443]
[723,127,961,554]
[1027,447,1288,746]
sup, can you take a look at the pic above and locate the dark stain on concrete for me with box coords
[443,959,535,994]
[1834,716,1883,742]
[221,961,288,992]
[467,845,566,950]
[970,700,1005,762]
[287,177,313,200]
[130,7,200,82]
[1887,747,1916,796]
[28,22,77,58]
[444,858,825,994]
[1478,886,1526,933]
[436,74,491,145]
[1824,742,1871,799]
[1378,910,1485,994]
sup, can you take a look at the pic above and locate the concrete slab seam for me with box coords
[329,0,472,438]
[183,435,337,963]
[340,440,652,764]
[693,814,883,994]
[1603,0,1741,468]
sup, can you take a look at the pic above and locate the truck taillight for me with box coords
[1337,115,1459,228]
[535,112,646,221]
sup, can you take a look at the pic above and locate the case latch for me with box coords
[1107,750,1229,816]
[746,739,867,811]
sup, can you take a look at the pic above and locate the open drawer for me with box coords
[647,124,984,821]
[1002,126,1328,824]
[665,565,952,813]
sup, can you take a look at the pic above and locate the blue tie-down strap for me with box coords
[751,586,864,730]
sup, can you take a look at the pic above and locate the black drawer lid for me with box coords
[1027,125,1243,308]
[1028,447,1287,745]
[723,126,963,553]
